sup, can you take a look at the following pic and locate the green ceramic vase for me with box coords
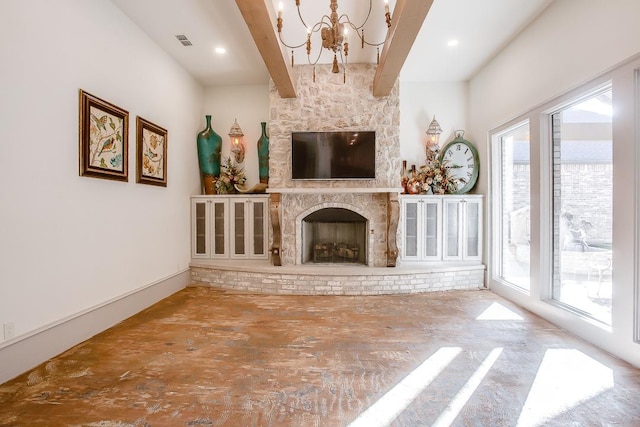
[257,122,269,184]
[197,115,222,194]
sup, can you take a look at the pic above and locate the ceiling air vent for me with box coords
[175,34,192,47]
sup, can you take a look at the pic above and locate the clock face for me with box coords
[438,138,479,194]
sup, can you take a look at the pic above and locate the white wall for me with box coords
[469,0,640,195]
[469,0,640,367]
[202,85,271,187]
[0,1,202,346]
[399,81,468,170]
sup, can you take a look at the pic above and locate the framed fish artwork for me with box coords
[135,116,168,187]
[79,90,129,181]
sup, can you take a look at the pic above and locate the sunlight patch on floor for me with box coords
[432,347,504,427]
[476,302,524,321]
[347,347,462,427]
[516,348,614,427]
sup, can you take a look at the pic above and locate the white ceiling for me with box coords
[111,0,554,87]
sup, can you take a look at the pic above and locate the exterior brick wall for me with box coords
[511,163,612,241]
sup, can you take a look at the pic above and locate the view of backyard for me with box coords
[497,88,613,325]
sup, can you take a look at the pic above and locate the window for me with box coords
[551,87,613,325]
[492,122,531,291]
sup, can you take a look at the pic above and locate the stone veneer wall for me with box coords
[268,64,401,266]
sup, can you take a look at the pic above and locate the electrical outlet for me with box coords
[3,322,15,340]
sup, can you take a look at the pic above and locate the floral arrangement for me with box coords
[216,156,246,194]
[417,159,459,194]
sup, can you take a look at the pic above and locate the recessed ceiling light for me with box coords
[447,39,459,47]
[214,47,226,54]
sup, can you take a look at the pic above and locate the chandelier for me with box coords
[276,0,392,82]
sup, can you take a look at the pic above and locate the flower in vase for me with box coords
[216,157,246,194]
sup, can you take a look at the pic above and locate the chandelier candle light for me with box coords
[276,0,392,83]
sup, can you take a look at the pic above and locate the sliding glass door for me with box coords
[551,87,613,325]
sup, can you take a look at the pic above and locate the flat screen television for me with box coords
[291,131,376,180]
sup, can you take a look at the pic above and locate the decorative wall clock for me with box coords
[438,130,479,194]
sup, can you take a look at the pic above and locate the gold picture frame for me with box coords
[136,116,168,187]
[79,90,129,181]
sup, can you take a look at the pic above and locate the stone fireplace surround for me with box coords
[267,64,402,269]
[190,64,485,294]
[269,187,399,268]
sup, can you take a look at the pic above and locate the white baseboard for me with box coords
[0,269,190,384]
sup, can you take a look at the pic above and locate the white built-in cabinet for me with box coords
[400,195,482,263]
[191,195,269,260]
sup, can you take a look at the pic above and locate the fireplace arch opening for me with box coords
[301,208,368,264]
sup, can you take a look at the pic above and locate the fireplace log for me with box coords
[313,242,360,263]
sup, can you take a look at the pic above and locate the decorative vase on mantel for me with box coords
[257,121,269,184]
[196,115,222,195]
[406,164,422,195]
[401,160,408,194]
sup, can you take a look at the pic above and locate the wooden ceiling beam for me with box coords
[373,0,433,97]
[235,0,296,98]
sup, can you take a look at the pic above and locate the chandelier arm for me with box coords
[347,22,389,48]
[296,3,310,30]
[307,41,324,66]
[298,10,332,34]
[361,38,388,48]
[279,11,333,50]
[342,14,390,48]
[277,32,308,50]
[311,17,332,33]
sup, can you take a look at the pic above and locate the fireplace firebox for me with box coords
[301,208,367,264]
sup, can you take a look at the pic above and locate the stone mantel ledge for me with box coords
[266,187,403,194]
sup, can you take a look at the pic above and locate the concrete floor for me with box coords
[1,287,639,426]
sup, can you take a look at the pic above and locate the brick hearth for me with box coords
[190,262,485,295]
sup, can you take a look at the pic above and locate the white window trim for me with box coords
[489,119,531,294]
[635,68,640,344]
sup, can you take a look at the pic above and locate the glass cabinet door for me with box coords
[423,200,441,259]
[465,200,480,258]
[444,200,461,260]
[192,200,209,257]
[250,199,268,258]
[403,200,419,258]
[212,201,228,257]
[232,200,246,257]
